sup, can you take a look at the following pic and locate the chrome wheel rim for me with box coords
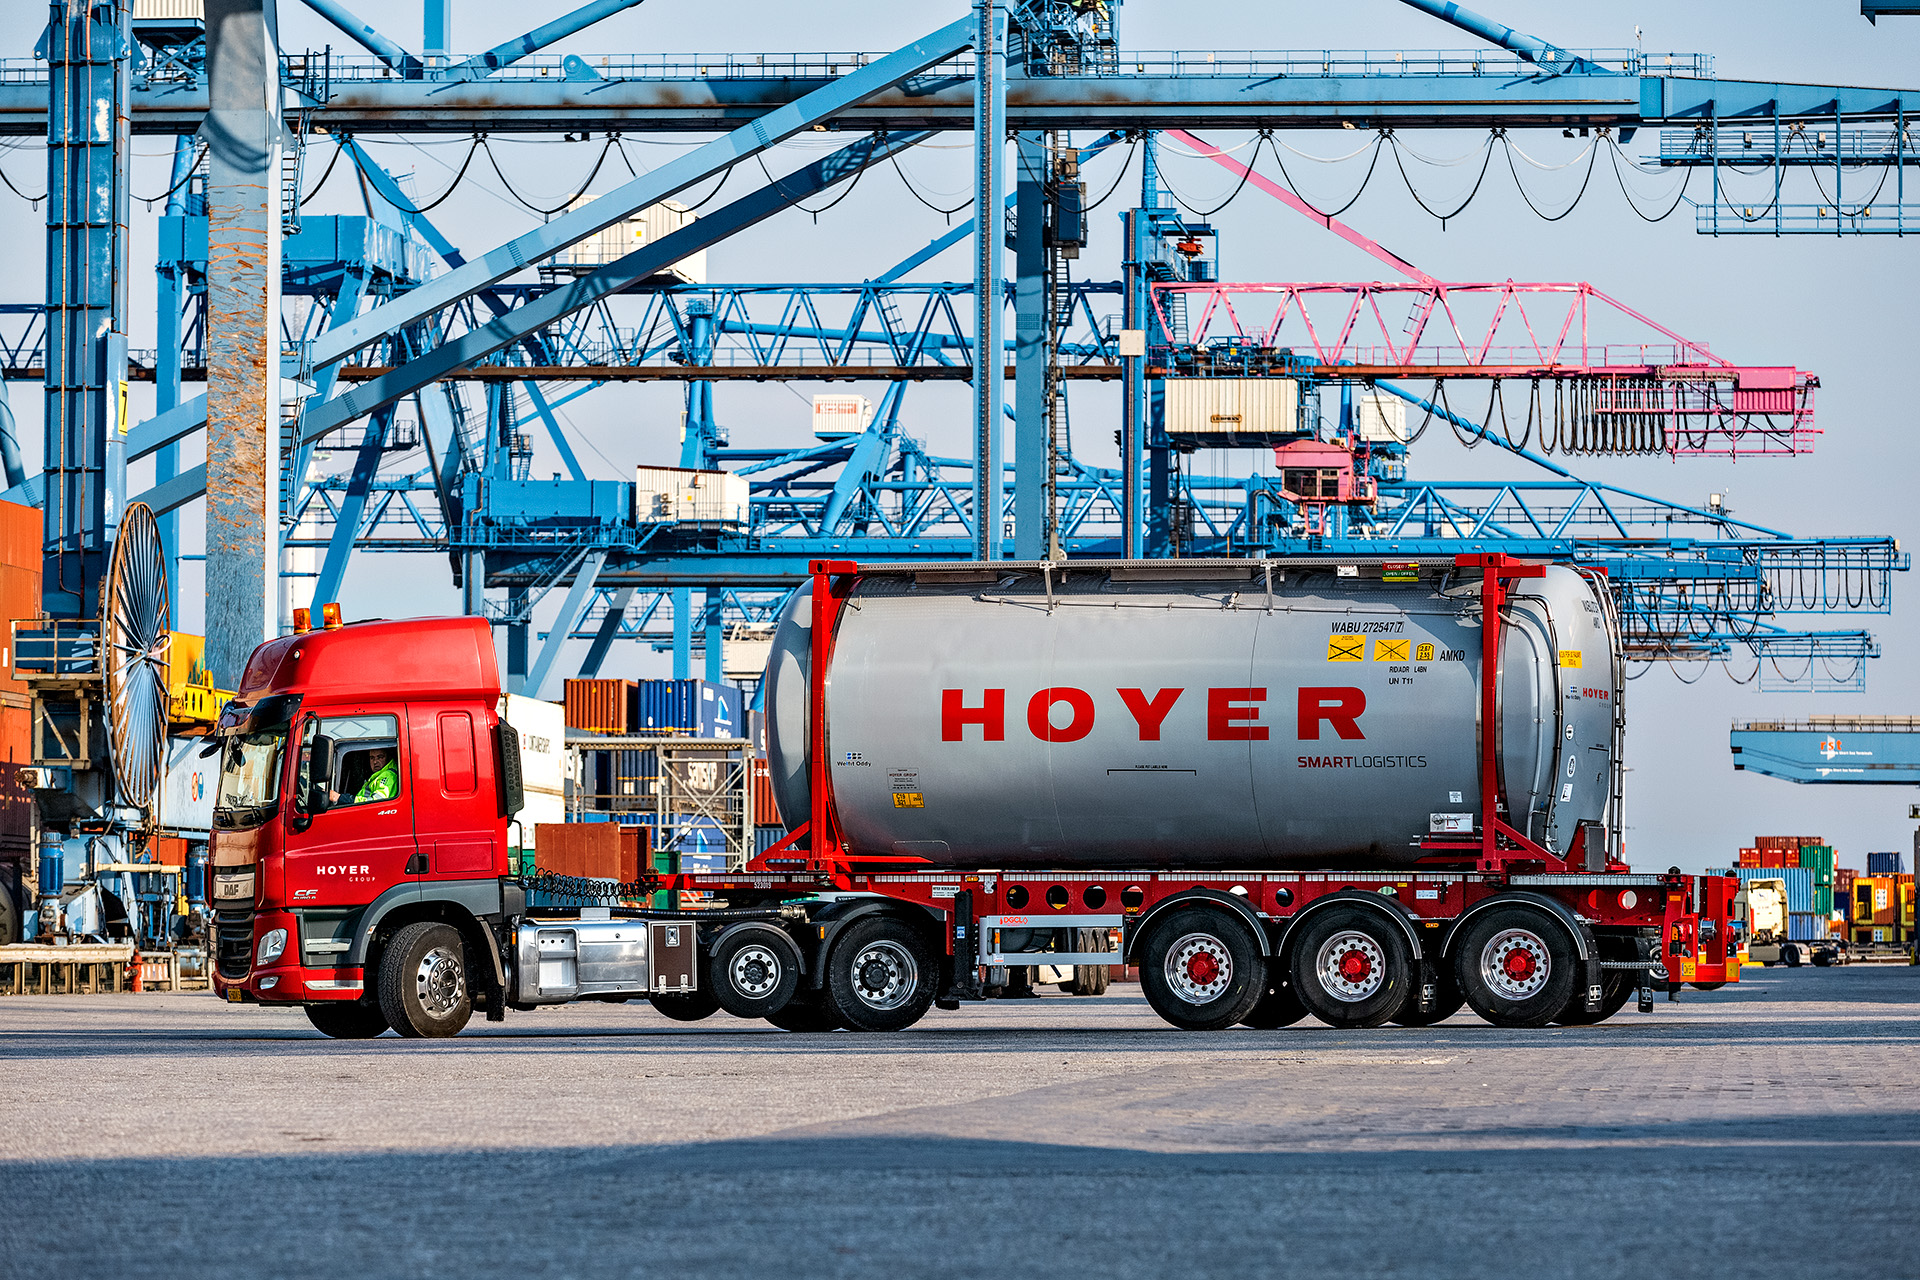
[1165,933,1233,1004]
[1315,930,1385,1002]
[729,943,781,998]
[414,945,464,1015]
[1481,928,1551,1001]
[850,940,916,1011]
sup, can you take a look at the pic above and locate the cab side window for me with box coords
[322,714,402,808]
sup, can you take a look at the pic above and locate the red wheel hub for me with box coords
[1338,948,1373,984]
[1502,948,1538,983]
[1186,952,1221,986]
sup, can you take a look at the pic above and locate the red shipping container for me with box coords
[1759,848,1785,868]
[750,758,780,827]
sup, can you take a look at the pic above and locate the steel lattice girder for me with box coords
[8,70,1920,136]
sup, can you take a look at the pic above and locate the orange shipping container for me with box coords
[0,499,38,572]
[564,679,632,733]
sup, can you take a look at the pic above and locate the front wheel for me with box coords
[1139,907,1266,1030]
[824,916,937,1032]
[1454,908,1578,1028]
[377,922,474,1038]
[1289,907,1413,1029]
[305,999,390,1039]
[709,927,802,1019]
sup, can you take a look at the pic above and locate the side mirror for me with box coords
[305,734,334,816]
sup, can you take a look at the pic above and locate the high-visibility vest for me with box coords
[357,761,399,803]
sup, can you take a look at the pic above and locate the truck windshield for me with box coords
[214,728,287,829]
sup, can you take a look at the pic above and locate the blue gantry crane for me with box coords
[0,0,1913,708]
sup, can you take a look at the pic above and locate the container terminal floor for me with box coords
[3,965,1916,1278]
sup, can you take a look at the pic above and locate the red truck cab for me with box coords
[209,616,522,1037]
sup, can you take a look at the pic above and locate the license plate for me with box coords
[226,988,243,1003]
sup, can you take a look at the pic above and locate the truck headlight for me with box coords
[257,928,288,966]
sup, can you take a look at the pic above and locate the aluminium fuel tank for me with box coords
[764,560,1621,870]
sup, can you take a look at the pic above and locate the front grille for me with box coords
[215,909,254,980]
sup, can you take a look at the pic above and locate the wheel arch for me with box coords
[1439,891,1593,962]
[801,895,943,988]
[1124,888,1270,963]
[1275,889,1426,965]
[711,919,806,974]
[348,880,506,989]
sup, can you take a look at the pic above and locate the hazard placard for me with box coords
[1373,638,1410,662]
[1327,635,1365,661]
[1559,649,1583,669]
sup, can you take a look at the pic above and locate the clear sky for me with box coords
[1,1,1917,873]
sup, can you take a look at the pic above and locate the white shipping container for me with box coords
[501,695,567,857]
[153,736,216,833]
[501,694,566,799]
[722,624,777,681]
[634,467,750,526]
[812,394,872,439]
[134,0,204,20]
[560,196,706,283]
[1163,378,1300,437]
[1352,392,1408,443]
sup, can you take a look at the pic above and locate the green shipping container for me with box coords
[1814,885,1834,916]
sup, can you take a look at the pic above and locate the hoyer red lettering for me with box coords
[939,688,1365,743]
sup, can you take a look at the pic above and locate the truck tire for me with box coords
[709,927,802,1019]
[1239,979,1309,1028]
[650,989,721,1021]
[1288,906,1413,1029]
[1454,907,1578,1028]
[1390,968,1466,1027]
[305,1000,390,1039]
[764,989,843,1032]
[1139,907,1266,1030]
[1783,944,1803,967]
[377,922,474,1038]
[1554,970,1634,1025]
[825,916,937,1032]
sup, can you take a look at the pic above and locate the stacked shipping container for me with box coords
[563,678,745,738]
[1710,867,1825,941]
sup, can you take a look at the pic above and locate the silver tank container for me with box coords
[765,561,1621,870]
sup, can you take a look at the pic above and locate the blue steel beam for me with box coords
[306,18,974,369]
[972,0,1007,560]
[1394,1,1594,72]
[42,0,131,620]
[445,0,650,83]
[525,548,606,698]
[299,0,424,78]
[309,405,395,606]
[1731,721,1920,782]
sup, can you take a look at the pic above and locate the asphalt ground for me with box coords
[2,964,1916,1279]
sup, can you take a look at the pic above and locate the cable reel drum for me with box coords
[102,503,170,810]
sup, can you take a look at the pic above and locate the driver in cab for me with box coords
[332,747,398,806]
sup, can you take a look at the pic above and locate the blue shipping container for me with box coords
[753,826,789,856]
[1866,851,1906,875]
[1787,913,1828,942]
[633,680,745,739]
[1707,866,1816,915]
